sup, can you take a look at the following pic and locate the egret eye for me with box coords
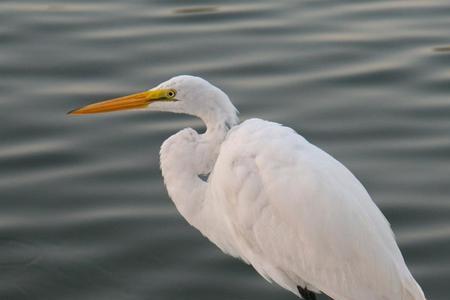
[167,90,176,98]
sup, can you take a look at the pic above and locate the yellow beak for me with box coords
[68,89,176,115]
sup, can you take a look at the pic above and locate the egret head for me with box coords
[69,75,238,128]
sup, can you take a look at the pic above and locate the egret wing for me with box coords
[209,119,424,300]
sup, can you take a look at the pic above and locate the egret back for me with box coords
[205,119,425,300]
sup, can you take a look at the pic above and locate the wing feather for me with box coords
[208,119,424,300]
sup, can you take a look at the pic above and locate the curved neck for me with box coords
[160,116,236,224]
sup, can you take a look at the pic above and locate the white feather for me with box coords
[155,76,425,300]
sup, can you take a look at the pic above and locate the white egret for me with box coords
[70,75,426,300]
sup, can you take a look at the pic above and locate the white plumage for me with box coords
[71,75,426,300]
[207,119,424,300]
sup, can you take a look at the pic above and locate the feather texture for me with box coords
[154,76,425,300]
[204,119,425,300]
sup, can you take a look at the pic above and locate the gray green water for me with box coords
[1,0,450,299]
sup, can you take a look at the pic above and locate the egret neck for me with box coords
[159,92,239,224]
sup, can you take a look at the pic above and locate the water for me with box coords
[1,0,449,299]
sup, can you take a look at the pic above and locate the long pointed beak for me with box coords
[68,89,175,115]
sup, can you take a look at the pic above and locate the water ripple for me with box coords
[1,0,450,299]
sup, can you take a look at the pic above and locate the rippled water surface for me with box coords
[1,1,450,299]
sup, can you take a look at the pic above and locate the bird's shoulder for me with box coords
[223,118,311,160]
[219,118,335,183]
[226,118,306,144]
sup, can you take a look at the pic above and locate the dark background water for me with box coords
[1,0,450,299]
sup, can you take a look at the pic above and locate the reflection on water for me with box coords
[174,6,219,15]
[434,46,450,52]
[1,0,450,299]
